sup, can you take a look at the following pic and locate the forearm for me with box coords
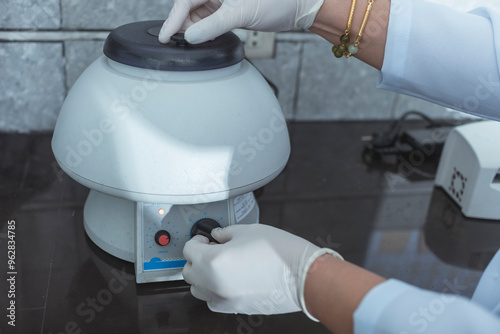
[309,0,390,70]
[304,254,386,334]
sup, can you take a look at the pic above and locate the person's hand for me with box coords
[182,224,342,317]
[159,0,325,44]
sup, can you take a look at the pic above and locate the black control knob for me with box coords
[154,230,171,246]
[190,218,221,243]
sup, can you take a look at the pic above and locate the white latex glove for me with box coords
[159,0,325,44]
[182,224,343,320]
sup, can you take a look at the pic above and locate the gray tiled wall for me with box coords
[1,0,61,29]
[64,40,105,89]
[0,0,464,133]
[0,43,65,132]
[250,42,302,119]
[296,38,398,120]
[61,0,174,29]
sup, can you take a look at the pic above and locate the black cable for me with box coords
[363,111,445,149]
[362,110,458,157]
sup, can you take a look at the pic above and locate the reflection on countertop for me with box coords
[1,121,499,334]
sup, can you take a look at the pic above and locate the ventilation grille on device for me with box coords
[448,167,467,203]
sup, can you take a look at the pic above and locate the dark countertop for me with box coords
[1,121,500,334]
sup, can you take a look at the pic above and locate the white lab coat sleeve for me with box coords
[378,0,500,121]
[472,249,500,315]
[353,278,500,334]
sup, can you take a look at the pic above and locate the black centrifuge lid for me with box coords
[103,20,245,71]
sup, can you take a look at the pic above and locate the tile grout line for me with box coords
[390,92,400,119]
[0,31,317,42]
[62,39,69,95]
[291,42,305,121]
[58,0,63,29]
[0,31,110,41]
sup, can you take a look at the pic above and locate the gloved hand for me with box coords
[159,0,325,44]
[182,224,343,319]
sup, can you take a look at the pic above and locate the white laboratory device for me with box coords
[51,21,290,283]
[435,121,500,220]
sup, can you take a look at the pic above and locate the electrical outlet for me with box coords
[233,29,276,59]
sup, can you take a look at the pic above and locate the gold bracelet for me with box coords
[332,0,357,58]
[332,0,375,59]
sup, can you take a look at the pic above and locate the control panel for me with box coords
[135,192,258,283]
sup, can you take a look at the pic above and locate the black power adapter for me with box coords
[400,127,453,161]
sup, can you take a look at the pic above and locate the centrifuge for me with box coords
[51,21,290,283]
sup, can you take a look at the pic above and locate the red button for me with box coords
[158,234,170,246]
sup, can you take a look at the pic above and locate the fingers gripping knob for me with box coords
[190,218,221,243]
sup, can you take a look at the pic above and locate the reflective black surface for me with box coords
[1,121,500,334]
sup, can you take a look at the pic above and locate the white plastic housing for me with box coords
[52,57,290,204]
[435,121,500,219]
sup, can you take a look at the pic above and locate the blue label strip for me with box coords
[144,258,187,271]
